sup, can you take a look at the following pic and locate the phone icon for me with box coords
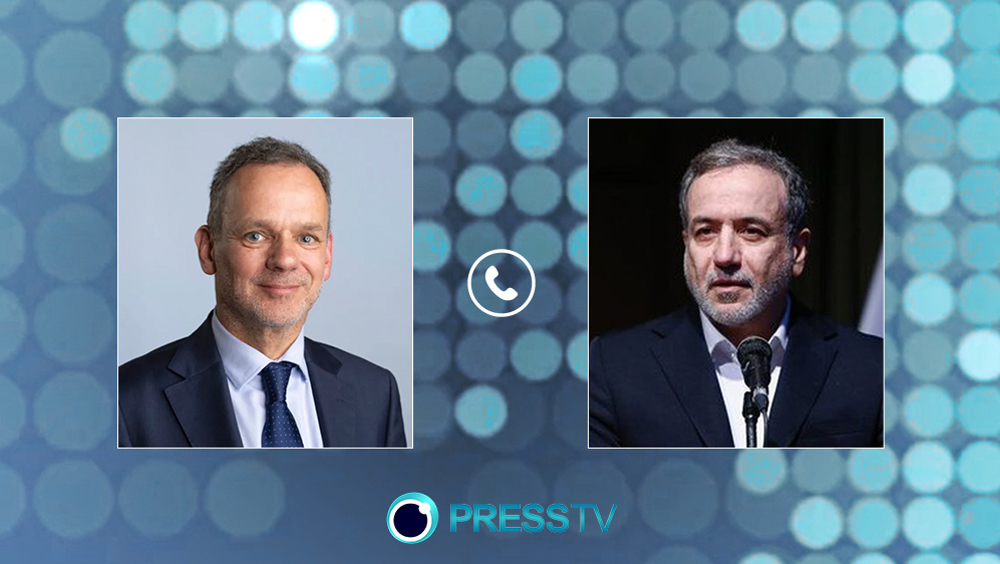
[485,265,518,301]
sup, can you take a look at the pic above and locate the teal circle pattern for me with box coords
[205,460,284,537]
[902,221,953,271]
[902,385,953,437]
[511,221,563,271]
[958,165,1000,216]
[0,375,25,449]
[413,220,451,272]
[0,205,25,279]
[957,386,1000,437]
[902,497,954,549]
[33,286,113,365]
[400,1,451,51]
[511,0,563,51]
[0,464,24,535]
[959,497,1000,549]
[119,461,198,538]
[288,54,339,104]
[233,1,282,51]
[35,204,114,284]
[848,497,899,549]
[848,449,898,493]
[956,329,1000,382]
[903,273,954,326]
[959,273,1000,324]
[34,31,111,108]
[790,496,843,549]
[624,0,673,49]
[456,329,506,381]
[456,53,506,104]
[177,1,228,50]
[512,54,562,104]
[33,371,112,451]
[902,53,954,106]
[125,53,176,105]
[510,329,562,381]
[959,0,1000,49]
[33,461,113,539]
[902,441,953,493]
[511,165,561,216]
[59,109,112,161]
[455,165,506,216]
[792,1,842,51]
[510,109,563,160]
[959,108,1000,161]
[902,0,953,51]
[848,0,898,50]
[125,1,176,51]
[454,384,507,438]
[567,331,587,380]
[736,0,786,51]
[958,441,1000,493]
[903,164,954,216]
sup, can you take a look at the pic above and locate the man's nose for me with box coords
[712,229,741,268]
[266,235,298,270]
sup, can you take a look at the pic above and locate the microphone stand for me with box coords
[742,391,760,448]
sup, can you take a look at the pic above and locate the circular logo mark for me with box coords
[387,492,438,544]
[467,249,536,318]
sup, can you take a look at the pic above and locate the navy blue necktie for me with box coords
[260,361,304,448]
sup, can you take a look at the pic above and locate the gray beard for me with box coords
[683,252,793,328]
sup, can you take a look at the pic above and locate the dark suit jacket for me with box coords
[590,301,884,447]
[119,314,407,447]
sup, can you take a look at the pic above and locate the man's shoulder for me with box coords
[595,306,695,349]
[304,338,395,382]
[118,334,193,395]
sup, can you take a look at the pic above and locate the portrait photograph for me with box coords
[117,118,413,448]
[588,117,885,449]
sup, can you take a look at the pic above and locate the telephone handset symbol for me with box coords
[485,265,518,301]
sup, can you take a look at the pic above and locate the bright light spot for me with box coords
[289,1,339,51]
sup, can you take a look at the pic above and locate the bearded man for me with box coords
[589,139,883,448]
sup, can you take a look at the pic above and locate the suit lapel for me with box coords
[164,315,243,447]
[650,306,735,447]
[766,305,839,447]
[304,339,357,447]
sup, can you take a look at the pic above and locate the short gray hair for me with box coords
[678,138,810,239]
[207,136,330,237]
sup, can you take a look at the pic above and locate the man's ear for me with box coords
[195,225,217,275]
[791,227,810,277]
[323,231,333,281]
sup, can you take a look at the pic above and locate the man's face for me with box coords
[202,163,332,332]
[682,164,808,329]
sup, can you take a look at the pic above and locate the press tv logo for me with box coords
[387,493,617,543]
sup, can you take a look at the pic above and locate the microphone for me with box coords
[737,336,772,414]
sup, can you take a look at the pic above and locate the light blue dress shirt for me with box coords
[211,312,324,447]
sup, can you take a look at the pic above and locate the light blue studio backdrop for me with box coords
[0,0,997,562]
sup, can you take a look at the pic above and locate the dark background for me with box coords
[590,118,884,339]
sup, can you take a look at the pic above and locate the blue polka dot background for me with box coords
[0,0,997,561]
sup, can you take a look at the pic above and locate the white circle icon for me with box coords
[467,249,536,318]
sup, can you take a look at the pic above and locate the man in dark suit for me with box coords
[119,137,406,448]
[589,139,883,448]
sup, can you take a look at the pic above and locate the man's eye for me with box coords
[301,234,315,244]
[246,232,262,242]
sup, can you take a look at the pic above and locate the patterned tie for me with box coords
[260,361,304,448]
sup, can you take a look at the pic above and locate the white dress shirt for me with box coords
[698,299,790,448]
[211,312,324,447]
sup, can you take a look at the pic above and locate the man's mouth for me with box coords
[259,284,301,296]
[711,280,750,289]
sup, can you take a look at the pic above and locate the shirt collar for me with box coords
[698,296,791,371]
[211,310,308,391]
